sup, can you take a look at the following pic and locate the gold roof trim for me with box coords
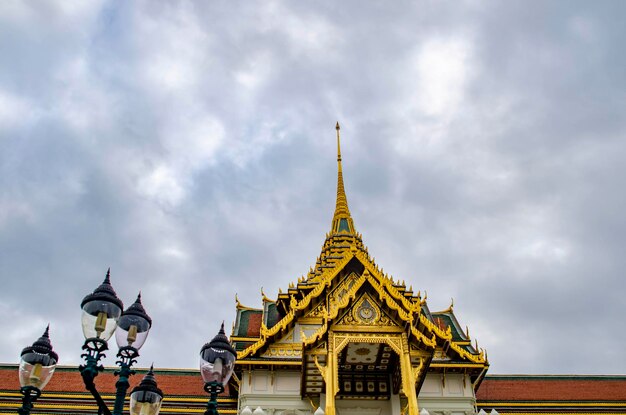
[355,251,421,313]
[235,293,262,311]
[261,287,275,303]
[239,252,438,360]
[238,253,357,359]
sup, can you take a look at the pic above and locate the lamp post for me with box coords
[17,326,58,415]
[78,269,160,415]
[200,323,236,415]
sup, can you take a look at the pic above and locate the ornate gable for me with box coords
[335,292,398,328]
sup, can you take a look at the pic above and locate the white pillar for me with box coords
[390,393,401,415]
[319,393,326,412]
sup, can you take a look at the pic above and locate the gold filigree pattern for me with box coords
[337,293,394,327]
[261,344,303,358]
[301,320,328,347]
[306,301,327,318]
[330,272,359,303]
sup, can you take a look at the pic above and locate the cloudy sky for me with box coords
[1,1,625,375]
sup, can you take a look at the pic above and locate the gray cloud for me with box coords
[1,0,625,375]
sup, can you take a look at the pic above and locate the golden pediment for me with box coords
[336,292,397,328]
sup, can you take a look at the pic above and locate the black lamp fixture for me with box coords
[78,268,161,415]
[200,323,236,415]
[129,365,164,415]
[17,326,58,415]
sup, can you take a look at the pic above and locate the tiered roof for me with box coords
[232,124,487,389]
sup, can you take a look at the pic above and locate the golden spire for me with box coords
[331,122,355,234]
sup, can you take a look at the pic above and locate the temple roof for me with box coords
[476,375,626,413]
[232,124,487,370]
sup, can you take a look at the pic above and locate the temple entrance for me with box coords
[337,341,400,400]
[334,341,401,415]
[322,333,418,415]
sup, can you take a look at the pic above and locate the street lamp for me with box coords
[129,366,163,415]
[17,326,58,415]
[78,269,160,415]
[200,323,236,415]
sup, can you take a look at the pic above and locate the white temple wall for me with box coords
[418,373,476,415]
[239,369,313,414]
[239,370,477,415]
[335,399,392,414]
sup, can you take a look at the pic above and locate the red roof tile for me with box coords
[477,376,626,401]
[0,366,229,397]
[246,312,262,337]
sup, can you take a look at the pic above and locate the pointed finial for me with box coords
[122,292,152,327]
[82,268,123,310]
[336,122,341,162]
[23,325,58,363]
[330,122,355,234]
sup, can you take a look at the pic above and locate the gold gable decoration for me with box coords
[336,292,395,327]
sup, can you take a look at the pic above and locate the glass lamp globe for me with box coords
[18,326,58,390]
[115,293,152,350]
[80,269,123,341]
[199,323,236,385]
[130,366,163,415]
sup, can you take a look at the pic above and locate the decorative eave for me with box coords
[235,238,485,364]
[237,249,433,361]
[427,303,488,366]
